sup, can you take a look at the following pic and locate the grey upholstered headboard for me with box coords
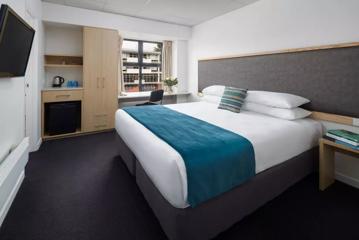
[198,43,359,118]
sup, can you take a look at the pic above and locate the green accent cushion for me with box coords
[218,87,248,113]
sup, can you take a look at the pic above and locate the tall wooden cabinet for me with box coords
[83,27,119,132]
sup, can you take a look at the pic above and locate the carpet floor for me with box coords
[0,131,358,240]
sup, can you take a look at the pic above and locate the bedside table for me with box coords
[319,138,359,190]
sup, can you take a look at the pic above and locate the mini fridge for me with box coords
[45,101,81,135]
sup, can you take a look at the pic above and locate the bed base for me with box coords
[116,134,318,240]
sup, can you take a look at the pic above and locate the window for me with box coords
[122,39,162,92]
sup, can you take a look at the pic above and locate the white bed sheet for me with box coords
[115,102,323,208]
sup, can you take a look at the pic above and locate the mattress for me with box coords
[115,101,323,208]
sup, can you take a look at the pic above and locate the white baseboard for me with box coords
[0,170,25,226]
[335,171,359,189]
[32,138,42,152]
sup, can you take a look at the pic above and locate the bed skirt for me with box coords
[116,134,318,240]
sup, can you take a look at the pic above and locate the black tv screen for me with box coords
[0,4,35,78]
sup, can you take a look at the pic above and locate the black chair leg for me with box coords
[136,102,157,106]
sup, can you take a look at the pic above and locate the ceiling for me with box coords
[42,0,259,26]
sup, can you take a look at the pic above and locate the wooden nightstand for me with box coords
[319,138,359,190]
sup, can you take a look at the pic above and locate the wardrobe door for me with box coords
[100,29,118,130]
[83,27,118,132]
[83,27,105,132]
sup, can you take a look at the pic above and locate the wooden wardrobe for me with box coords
[83,27,119,132]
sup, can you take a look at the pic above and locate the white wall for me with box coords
[34,20,45,150]
[45,24,83,56]
[0,0,41,227]
[172,40,189,102]
[188,0,359,186]
[25,0,44,152]
[0,0,43,160]
[172,41,188,91]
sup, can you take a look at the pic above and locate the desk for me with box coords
[319,138,359,190]
[118,91,190,99]
[41,88,84,140]
[118,91,190,107]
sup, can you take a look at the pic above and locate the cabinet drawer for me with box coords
[92,113,110,130]
[42,90,83,103]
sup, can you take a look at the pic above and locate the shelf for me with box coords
[42,87,83,91]
[43,129,82,140]
[118,91,190,99]
[45,54,83,57]
[45,55,83,67]
[45,64,83,68]
[320,138,359,155]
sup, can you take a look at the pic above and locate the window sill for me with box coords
[118,91,190,99]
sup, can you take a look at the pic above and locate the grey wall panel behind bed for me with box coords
[198,44,359,117]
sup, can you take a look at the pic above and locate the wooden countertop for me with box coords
[42,87,83,91]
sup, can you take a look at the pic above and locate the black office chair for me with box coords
[136,89,164,106]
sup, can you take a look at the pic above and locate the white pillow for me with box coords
[202,85,225,97]
[200,95,221,104]
[243,102,312,120]
[246,91,310,109]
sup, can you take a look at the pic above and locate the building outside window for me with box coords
[122,39,162,92]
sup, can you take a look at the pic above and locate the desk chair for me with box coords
[136,89,164,106]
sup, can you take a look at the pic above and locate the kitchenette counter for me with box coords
[41,87,84,140]
[42,87,83,91]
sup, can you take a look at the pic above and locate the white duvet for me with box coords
[115,102,322,208]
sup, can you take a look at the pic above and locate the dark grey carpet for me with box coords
[0,131,358,240]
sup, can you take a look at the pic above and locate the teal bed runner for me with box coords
[123,105,255,207]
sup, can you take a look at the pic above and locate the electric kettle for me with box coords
[52,76,65,88]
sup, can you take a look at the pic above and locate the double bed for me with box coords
[114,43,359,239]
[116,101,322,209]
[115,101,322,240]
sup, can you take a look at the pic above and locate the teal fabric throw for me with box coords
[123,105,255,207]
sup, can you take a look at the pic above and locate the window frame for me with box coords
[122,39,163,92]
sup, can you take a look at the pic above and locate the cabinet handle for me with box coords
[94,124,107,128]
[97,77,100,88]
[56,94,70,98]
[95,114,108,117]
[102,77,105,88]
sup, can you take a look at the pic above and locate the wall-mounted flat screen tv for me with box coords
[0,4,35,78]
